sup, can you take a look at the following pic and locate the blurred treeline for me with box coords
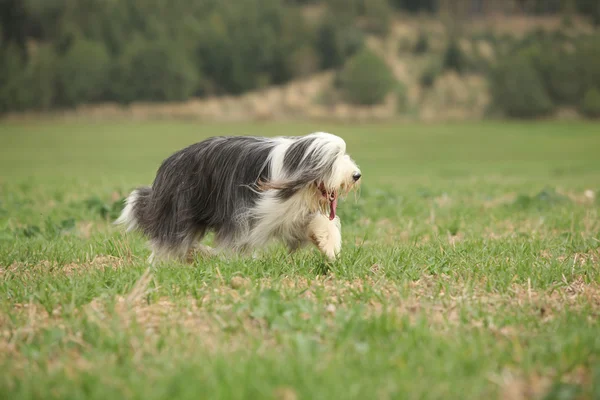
[0,0,599,118]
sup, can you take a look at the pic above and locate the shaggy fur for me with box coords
[115,132,361,263]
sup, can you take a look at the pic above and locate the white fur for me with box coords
[308,214,342,261]
[114,189,139,232]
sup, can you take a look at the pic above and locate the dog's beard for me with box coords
[317,182,338,221]
[257,177,358,222]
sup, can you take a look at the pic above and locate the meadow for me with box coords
[1,120,599,399]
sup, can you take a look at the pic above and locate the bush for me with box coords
[389,0,437,13]
[0,45,31,112]
[442,39,467,74]
[576,0,600,26]
[288,45,320,78]
[488,31,600,114]
[25,45,59,110]
[413,31,429,55]
[494,34,518,58]
[325,0,362,19]
[420,60,441,88]
[580,87,600,118]
[272,8,317,84]
[470,31,499,46]
[339,48,395,105]
[196,0,311,94]
[576,36,600,95]
[510,40,582,106]
[395,80,408,112]
[397,37,413,54]
[0,44,57,112]
[536,50,581,105]
[362,0,392,37]
[55,38,110,106]
[490,54,555,118]
[510,36,600,108]
[316,15,364,70]
[112,39,199,103]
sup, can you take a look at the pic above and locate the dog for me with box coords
[115,132,361,263]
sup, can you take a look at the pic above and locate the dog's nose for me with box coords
[352,172,361,182]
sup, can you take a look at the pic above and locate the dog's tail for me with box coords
[114,186,152,232]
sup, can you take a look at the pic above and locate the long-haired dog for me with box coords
[115,132,361,263]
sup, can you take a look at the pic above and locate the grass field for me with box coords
[1,120,599,399]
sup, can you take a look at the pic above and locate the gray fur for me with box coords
[119,134,337,260]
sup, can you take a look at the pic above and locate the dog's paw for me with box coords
[308,214,342,261]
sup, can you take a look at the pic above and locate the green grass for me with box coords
[1,120,599,400]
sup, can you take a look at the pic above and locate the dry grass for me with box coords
[5,266,598,349]
[1,255,126,277]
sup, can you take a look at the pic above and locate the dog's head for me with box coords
[258,132,361,220]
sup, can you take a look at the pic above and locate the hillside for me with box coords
[2,11,598,122]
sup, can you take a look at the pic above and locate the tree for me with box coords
[490,54,554,118]
[55,38,110,106]
[339,48,396,105]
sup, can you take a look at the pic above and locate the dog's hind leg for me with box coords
[148,240,186,265]
[187,244,217,262]
[148,227,209,265]
[185,227,218,262]
[307,214,341,261]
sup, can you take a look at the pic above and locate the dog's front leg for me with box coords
[307,214,341,261]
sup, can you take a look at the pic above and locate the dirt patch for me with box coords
[65,255,126,274]
[252,273,600,328]
[273,387,298,400]
[540,248,600,267]
[493,364,594,400]
[0,255,126,278]
[492,369,552,400]
[1,270,269,365]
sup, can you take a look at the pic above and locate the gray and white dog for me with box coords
[115,132,361,263]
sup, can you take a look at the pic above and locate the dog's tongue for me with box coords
[329,195,338,220]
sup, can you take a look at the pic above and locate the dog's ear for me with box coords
[258,171,321,200]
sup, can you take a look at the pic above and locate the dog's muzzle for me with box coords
[352,172,362,182]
